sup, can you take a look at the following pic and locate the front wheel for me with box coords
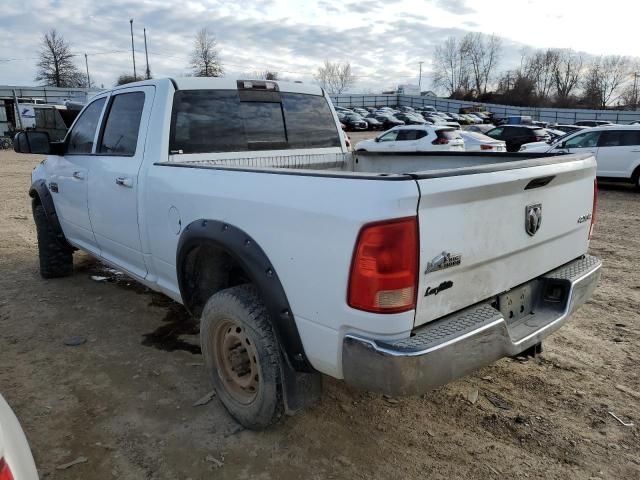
[200,285,284,429]
[32,202,73,278]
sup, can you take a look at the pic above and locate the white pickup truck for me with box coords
[15,78,601,429]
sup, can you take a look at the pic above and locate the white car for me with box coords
[355,125,464,152]
[519,125,640,187]
[0,395,38,480]
[459,131,506,152]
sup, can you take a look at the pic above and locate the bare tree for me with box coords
[523,49,560,100]
[251,70,279,80]
[314,60,355,94]
[190,28,223,77]
[553,49,583,104]
[35,29,84,87]
[432,36,471,97]
[582,55,631,108]
[115,74,144,86]
[461,33,502,95]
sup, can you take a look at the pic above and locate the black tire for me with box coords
[32,202,73,278]
[632,167,640,191]
[200,285,283,429]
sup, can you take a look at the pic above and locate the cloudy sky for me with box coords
[1,0,639,92]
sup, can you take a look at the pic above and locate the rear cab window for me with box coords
[170,89,341,154]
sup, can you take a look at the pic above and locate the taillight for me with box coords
[348,217,418,313]
[480,144,493,150]
[0,458,14,480]
[589,179,597,239]
[432,137,449,145]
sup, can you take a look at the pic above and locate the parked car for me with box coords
[0,394,38,480]
[14,78,601,430]
[551,125,588,134]
[395,112,427,125]
[486,125,550,152]
[362,116,384,130]
[465,124,495,134]
[355,125,464,152]
[372,114,405,129]
[575,120,613,127]
[341,113,368,131]
[460,131,506,152]
[518,125,640,188]
[420,106,437,114]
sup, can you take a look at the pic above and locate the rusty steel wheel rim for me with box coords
[213,319,260,405]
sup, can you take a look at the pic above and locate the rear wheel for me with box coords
[633,167,640,191]
[32,202,73,278]
[200,285,283,429]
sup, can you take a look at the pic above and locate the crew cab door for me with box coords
[87,86,154,279]
[49,96,107,253]
[595,129,640,178]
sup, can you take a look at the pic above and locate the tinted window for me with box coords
[397,130,425,141]
[170,90,340,154]
[67,98,106,154]
[487,127,504,138]
[564,131,600,148]
[99,92,145,156]
[598,130,640,147]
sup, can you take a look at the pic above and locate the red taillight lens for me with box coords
[0,458,14,480]
[348,217,418,313]
[480,144,493,150]
[432,137,449,145]
[589,179,597,239]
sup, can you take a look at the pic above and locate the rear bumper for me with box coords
[342,255,601,396]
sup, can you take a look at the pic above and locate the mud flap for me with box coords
[280,354,322,415]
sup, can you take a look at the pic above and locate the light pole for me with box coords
[84,53,91,88]
[418,61,424,92]
[130,18,137,79]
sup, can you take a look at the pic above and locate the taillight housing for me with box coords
[348,217,418,313]
[0,458,14,480]
[589,179,597,239]
[432,137,449,145]
[480,144,493,150]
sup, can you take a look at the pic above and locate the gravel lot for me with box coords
[0,149,638,479]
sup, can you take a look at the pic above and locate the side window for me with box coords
[619,130,640,146]
[378,131,399,142]
[99,92,145,156]
[488,127,504,138]
[598,131,622,147]
[397,130,420,141]
[565,131,601,148]
[66,98,106,154]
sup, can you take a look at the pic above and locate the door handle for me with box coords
[72,171,84,180]
[115,177,134,188]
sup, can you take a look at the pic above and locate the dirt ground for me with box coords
[0,149,638,480]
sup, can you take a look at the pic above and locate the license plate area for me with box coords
[498,281,539,323]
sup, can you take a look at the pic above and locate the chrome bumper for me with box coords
[342,255,602,396]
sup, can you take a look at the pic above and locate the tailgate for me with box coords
[414,154,596,327]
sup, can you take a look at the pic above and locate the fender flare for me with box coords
[176,219,313,372]
[29,179,74,251]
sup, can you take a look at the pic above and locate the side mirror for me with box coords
[555,142,566,149]
[374,137,380,142]
[13,131,51,154]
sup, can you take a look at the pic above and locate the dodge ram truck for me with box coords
[14,78,601,429]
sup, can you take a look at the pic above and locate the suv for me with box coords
[486,125,549,152]
[518,125,640,188]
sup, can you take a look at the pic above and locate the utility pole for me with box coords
[84,53,91,88]
[143,28,151,79]
[418,61,424,92]
[130,18,137,79]
[633,72,639,110]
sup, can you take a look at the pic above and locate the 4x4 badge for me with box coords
[525,203,542,236]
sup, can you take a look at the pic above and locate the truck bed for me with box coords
[157,151,586,180]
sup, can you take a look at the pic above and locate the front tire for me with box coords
[200,285,284,429]
[32,202,73,278]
